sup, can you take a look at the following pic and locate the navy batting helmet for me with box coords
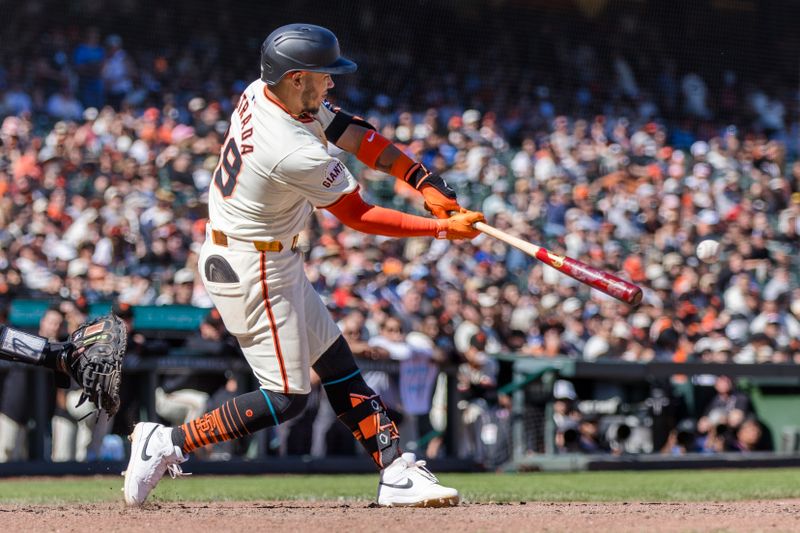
[260,23,357,85]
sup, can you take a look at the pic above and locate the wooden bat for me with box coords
[474,221,643,306]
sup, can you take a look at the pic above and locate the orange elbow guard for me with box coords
[356,131,392,169]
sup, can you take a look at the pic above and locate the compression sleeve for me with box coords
[324,188,440,238]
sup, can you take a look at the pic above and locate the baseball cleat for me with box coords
[123,422,188,506]
[377,452,459,507]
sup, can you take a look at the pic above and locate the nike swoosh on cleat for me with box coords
[380,479,413,489]
[141,426,159,461]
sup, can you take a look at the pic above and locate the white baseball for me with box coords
[696,240,720,263]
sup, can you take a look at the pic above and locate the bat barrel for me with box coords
[474,221,643,306]
[562,256,643,306]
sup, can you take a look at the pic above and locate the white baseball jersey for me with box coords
[200,79,357,394]
[208,79,358,240]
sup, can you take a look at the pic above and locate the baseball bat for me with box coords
[474,221,643,306]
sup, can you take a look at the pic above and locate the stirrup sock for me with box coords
[173,388,307,454]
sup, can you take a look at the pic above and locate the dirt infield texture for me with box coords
[1,500,798,533]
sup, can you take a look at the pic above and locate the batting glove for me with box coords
[405,163,465,219]
[435,210,485,240]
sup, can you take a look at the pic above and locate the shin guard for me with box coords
[337,393,400,469]
[315,335,402,469]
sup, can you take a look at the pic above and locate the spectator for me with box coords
[727,417,771,452]
[696,376,753,442]
[399,331,441,454]
[364,316,410,418]
[456,332,500,462]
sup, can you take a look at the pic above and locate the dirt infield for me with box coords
[1,500,799,532]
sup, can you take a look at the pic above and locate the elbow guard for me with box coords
[324,109,376,144]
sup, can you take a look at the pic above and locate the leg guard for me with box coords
[313,335,401,469]
[337,392,400,469]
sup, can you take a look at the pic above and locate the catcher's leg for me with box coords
[312,335,459,507]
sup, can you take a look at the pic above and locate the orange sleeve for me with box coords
[325,188,439,238]
[354,130,417,182]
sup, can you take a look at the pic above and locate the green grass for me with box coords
[1,469,800,504]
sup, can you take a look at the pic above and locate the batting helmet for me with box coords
[260,23,357,85]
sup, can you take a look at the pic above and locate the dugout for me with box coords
[503,357,800,470]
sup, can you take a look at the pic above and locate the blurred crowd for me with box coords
[1,2,799,463]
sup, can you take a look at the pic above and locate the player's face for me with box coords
[300,72,334,114]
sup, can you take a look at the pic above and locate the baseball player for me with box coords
[124,23,483,508]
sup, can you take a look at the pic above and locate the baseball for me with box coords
[696,240,720,263]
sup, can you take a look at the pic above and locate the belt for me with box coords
[210,228,299,252]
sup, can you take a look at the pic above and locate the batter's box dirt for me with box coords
[0,500,798,532]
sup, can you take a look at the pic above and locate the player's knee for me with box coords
[312,335,359,383]
[282,393,309,420]
[260,389,309,423]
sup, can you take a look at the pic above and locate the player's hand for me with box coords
[421,183,465,219]
[406,164,463,219]
[435,210,485,240]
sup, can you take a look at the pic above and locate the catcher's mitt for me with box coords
[60,314,127,417]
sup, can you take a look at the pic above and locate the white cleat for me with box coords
[123,422,188,506]
[377,452,459,507]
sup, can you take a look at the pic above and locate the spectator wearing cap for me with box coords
[552,379,579,432]
[156,267,195,306]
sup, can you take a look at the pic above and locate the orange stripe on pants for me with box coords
[260,251,289,393]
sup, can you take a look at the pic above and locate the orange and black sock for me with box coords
[171,389,308,454]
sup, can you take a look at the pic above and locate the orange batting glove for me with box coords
[434,210,485,240]
[421,185,466,219]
